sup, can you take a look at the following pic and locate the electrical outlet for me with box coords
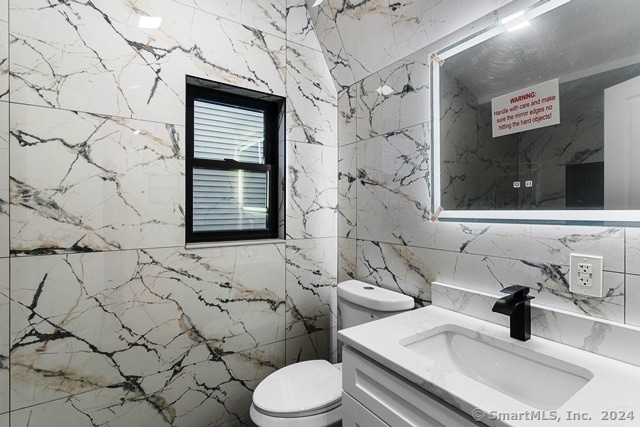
[570,254,603,297]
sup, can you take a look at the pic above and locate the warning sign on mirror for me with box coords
[491,78,560,138]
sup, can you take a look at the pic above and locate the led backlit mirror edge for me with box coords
[430,0,640,227]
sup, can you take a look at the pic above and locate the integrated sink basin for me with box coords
[400,324,594,410]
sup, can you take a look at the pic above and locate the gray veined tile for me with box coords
[0,0,7,101]
[177,0,287,38]
[448,251,625,323]
[303,0,355,90]
[9,0,286,124]
[10,245,286,410]
[338,142,357,239]
[287,0,323,51]
[356,123,435,247]
[434,222,625,274]
[0,259,8,415]
[0,102,7,258]
[286,328,336,365]
[9,341,284,427]
[286,142,337,239]
[626,227,640,275]
[309,0,516,86]
[9,103,185,254]
[356,240,441,305]
[338,237,357,284]
[338,85,358,146]
[356,53,430,141]
[625,274,640,327]
[285,238,338,338]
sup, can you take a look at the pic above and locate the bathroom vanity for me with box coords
[339,305,640,426]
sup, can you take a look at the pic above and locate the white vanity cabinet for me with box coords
[342,346,482,427]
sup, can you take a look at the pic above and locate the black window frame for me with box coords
[185,79,281,243]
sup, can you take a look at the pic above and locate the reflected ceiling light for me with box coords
[311,0,325,7]
[139,16,162,29]
[501,11,530,31]
[375,85,395,96]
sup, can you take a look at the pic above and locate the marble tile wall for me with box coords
[2,0,338,425]
[330,0,640,366]
[306,0,515,88]
[432,282,640,367]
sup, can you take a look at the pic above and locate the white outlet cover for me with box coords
[570,253,604,297]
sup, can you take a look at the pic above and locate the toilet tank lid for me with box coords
[337,280,414,312]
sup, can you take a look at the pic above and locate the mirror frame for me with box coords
[430,0,640,226]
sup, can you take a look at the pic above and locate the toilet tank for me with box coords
[337,280,414,330]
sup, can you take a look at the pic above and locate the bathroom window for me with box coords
[185,77,283,243]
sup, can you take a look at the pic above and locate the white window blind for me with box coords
[194,100,265,163]
[193,168,269,232]
[192,100,269,232]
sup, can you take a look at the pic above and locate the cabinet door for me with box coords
[343,392,389,427]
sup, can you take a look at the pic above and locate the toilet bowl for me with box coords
[250,280,414,426]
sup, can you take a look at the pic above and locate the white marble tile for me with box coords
[10,0,286,124]
[287,0,322,51]
[286,142,337,239]
[356,52,430,140]
[435,222,625,273]
[0,102,7,258]
[626,274,640,327]
[10,103,184,253]
[330,0,395,79]
[626,227,640,275]
[304,0,355,90]
[9,342,284,426]
[356,123,435,247]
[338,85,357,146]
[0,259,7,415]
[286,41,337,146]
[0,413,6,427]
[177,0,287,38]
[338,237,357,284]
[448,251,625,323]
[432,282,640,368]
[285,238,338,338]
[286,328,336,365]
[0,0,6,101]
[10,244,285,409]
[329,0,513,84]
[357,240,448,305]
[526,224,625,272]
[338,142,357,239]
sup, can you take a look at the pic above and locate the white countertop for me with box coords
[339,305,640,426]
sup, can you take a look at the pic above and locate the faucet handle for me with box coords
[500,285,532,300]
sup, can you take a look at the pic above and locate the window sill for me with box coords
[185,238,286,250]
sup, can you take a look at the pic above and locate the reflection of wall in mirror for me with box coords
[440,70,517,210]
[440,63,640,210]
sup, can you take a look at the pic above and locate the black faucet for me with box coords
[491,285,534,341]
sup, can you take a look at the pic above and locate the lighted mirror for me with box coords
[431,0,640,224]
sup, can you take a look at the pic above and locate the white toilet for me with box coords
[249,279,414,426]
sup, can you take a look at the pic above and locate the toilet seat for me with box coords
[253,360,342,418]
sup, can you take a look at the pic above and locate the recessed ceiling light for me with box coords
[375,85,395,96]
[139,16,162,29]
